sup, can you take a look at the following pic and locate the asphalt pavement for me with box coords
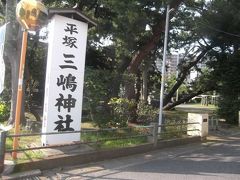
[37,132,240,180]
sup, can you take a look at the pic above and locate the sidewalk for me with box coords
[2,136,202,179]
[39,132,240,180]
[175,104,216,113]
[2,125,239,179]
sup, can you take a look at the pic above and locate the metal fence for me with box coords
[209,116,219,130]
[0,122,200,173]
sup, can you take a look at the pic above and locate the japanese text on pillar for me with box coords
[54,23,79,132]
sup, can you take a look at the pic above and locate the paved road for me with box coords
[39,134,240,180]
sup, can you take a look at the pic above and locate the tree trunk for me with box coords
[5,0,25,125]
[127,0,184,74]
[111,56,131,97]
[163,46,213,107]
[142,61,150,103]
[164,85,216,110]
[124,78,136,100]
[164,90,204,110]
[125,0,184,100]
[136,71,141,102]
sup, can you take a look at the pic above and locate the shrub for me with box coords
[90,102,112,128]
[83,68,114,124]
[136,101,158,124]
[218,95,239,124]
[0,102,10,122]
[108,98,136,128]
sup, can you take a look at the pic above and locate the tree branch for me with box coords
[127,0,185,74]
[164,90,204,110]
[163,45,213,107]
[164,86,215,110]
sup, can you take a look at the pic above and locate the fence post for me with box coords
[211,117,214,130]
[0,131,7,174]
[148,123,158,147]
[216,118,219,130]
[239,111,240,127]
[153,123,158,147]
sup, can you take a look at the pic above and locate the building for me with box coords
[166,54,183,79]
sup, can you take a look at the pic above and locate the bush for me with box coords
[216,55,240,124]
[90,102,112,128]
[136,101,158,124]
[218,95,239,124]
[0,102,10,122]
[108,98,136,128]
[83,68,114,123]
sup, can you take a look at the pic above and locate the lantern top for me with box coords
[16,0,48,30]
[48,8,97,28]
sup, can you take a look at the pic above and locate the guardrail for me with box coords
[209,116,219,130]
[0,122,200,173]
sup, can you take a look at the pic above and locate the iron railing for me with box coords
[0,122,200,173]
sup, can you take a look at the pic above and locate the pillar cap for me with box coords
[48,8,97,28]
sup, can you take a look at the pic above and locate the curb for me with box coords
[2,169,41,180]
[11,136,201,173]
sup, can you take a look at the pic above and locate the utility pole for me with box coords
[158,5,174,133]
[176,53,179,101]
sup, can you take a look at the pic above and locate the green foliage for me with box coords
[189,68,217,95]
[5,129,44,163]
[161,124,187,139]
[83,68,140,128]
[0,101,9,122]
[101,136,147,149]
[218,95,239,124]
[166,75,188,95]
[108,98,136,128]
[190,0,240,124]
[17,0,240,125]
[83,67,114,127]
[213,54,240,124]
[27,38,47,84]
[81,127,147,149]
[84,68,112,103]
[89,103,112,128]
[136,101,158,124]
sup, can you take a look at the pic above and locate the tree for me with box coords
[201,0,240,124]
[4,0,240,125]
[177,0,240,123]
[211,53,240,124]
[160,0,240,110]
[1,0,47,125]
[2,0,25,125]
[42,0,215,111]
[43,0,184,97]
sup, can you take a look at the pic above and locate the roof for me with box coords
[48,8,97,28]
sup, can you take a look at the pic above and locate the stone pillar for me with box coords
[187,113,208,138]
